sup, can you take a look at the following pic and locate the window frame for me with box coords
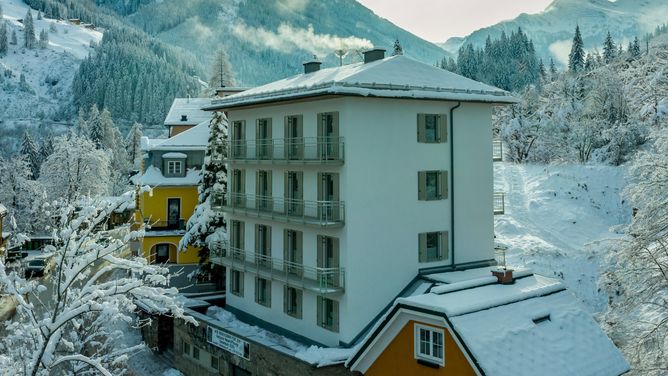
[418,170,448,201]
[166,160,183,175]
[230,269,244,297]
[417,113,448,143]
[418,231,448,263]
[284,286,303,319]
[414,323,445,367]
[255,277,271,307]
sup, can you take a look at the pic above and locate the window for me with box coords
[415,324,445,366]
[255,277,271,307]
[256,118,272,159]
[230,220,245,250]
[418,171,448,200]
[167,160,182,175]
[419,231,448,263]
[230,269,244,297]
[211,355,219,370]
[417,114,447,143]
[182,340,190,355]
[284,229,303,276]
[284,286,303,318]
[193,346,200,360]
[317,296,339,332]
[255,224,271,267]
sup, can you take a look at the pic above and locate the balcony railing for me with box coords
[215,137,345,165]
[210,246,345,294]
[146,219,186,231]
[212,192,345,228]
[493,140,503,162]
[494,192,505,215]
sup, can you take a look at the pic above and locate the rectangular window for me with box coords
[417,114,447,143]
[284,286,303,318]
[419,231,448,263]
[285,115,304,159]
[230,269,244,297]
[211,355,219,370]
[255,277,271,307]
[418,171,448,200]
[414,324,445,366]
[256,118,272,159]
[183,340,190,355]
[284,229,303,276]
[193,346,200,360]
[230,220,245,250]
[317,296,339,332]
[167,160,182,175]
[255,224,271,267]
[231,120,246,159]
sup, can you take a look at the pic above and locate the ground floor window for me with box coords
[414,324,445,366]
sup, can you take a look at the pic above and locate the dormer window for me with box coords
[167,160,182,175]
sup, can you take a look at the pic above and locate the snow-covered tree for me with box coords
[208,47,235,92]
[39,136,54,163]
[392,38,403,56]
[0,195,196,376]
[36,10,42,20]
[549,58,557,78]
[0,21,7,56]
[568,25,585,73]
[631,36,642,60]
[603,31,617,63]
[24,9,36,49]
[75,107,89,137]
[179,112,228,288]
[499,86,542,163]
[38,29,48,49]
[10,29,17,45]
[39,135,111,204]
[125,122,143,170]
[538,58,546,80]
[87,104,103,148]
[0,155,45,234]
[21,131,41,179]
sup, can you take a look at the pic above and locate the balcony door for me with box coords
[231,120,246,159]
[255,224,271,267]
[285,171,303,216]
[317,235,339,287]
[284,229,302,276]
[284,115,303,159]
[231,169,245,207]
[230,220,245,259]
[167,198,180,229]
[317,112,339,160]
[256,170,272,211]
[256,118,272,160]
[318,173,339,221]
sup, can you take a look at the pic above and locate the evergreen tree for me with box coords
[585,53,596,71]
[631,36,642,59]
[76,107,89,137]
[88,104,104,148]
[208,47,235,91]
[10,29,17,45]
[539,58,547,80]
[37,10,42,20]
[0,21,7,56]
[179,112,228,289]
[21,131,41,179]
[603,31,616,63]
[39,29,48,49]
[568,25,585,73]
[125,122,143,170]
[39,135,54,163]
[24,9,36,49]
[549,58,557,77]
[392,38,403,56]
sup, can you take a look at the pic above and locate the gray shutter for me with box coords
[317,296,323,327]
[439,171,448,199]
[283,285,288,314]
[418,171,427,200]
[255,171,260,198]
[418,233,427,262]
[417,114,426,142]
[283,229,289,262]
[266,225,272,256]
[267,280,272,307]
[332,299,340,332]
[296,289,303,319]
[332,112,339,132]
[297,171,303,199]
[317,113,323,138]
[240,170,245,193]
[267,170,273,196]
[239,221,245,249]
[296,230,303,264]
[254,224,260,254]
[239,271,244,296]
[437,114,448,142]
[284,171,289,202]
[440,231,449,260]
[254,277,259,303]
[317,235,323,268]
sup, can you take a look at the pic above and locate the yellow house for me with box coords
[133,116,210,265]
[348,268,630,376]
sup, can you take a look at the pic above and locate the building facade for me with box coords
[205,50,517,348]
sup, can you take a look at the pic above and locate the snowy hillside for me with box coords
[0,0,101,152]
[494,162,630,312]
[443,0,668,64]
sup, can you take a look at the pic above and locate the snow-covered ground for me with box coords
[0,0,102,145]
[494,162,630,313]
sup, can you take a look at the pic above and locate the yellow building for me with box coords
[133,101,211,265]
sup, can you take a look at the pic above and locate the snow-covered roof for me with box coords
[205,55,517,110]
[148,121,209,151]
[349,268,629,376]
[164,98,212,126]
[0,204,7,216]
[131,166,202,187]
[162,152,188,159]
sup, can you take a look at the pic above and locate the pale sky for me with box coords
[356,0,554,42]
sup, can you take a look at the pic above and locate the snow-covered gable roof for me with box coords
[205,55,518,110]
[348,268,629,376]
[149,120,209,151]
[164,98,212,126]
[131,166,201,187]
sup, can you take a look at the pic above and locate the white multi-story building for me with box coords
[206,49,516,347]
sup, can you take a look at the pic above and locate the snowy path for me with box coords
[494,163,629,313]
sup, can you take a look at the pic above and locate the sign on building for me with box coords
[207,326,250,360]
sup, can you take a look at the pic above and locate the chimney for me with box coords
[363,48,386,64]
[303,59,322,74]
[492,268,515,285]
[181,115,188,122]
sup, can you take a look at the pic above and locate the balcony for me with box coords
[215,137,345,165]
[210,245,345,295]
[212,192,345,228]
[493,140,503,162]
[145,219,186,231]
[494,192,505,215]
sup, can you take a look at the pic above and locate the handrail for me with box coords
[215,137,345,163]
[493,192,505,215]
[211,192,345,226]
[217,246,345,292]
[493,140,503,162]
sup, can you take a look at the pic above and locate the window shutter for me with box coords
[267,171,273,196]
[297,289,303,318]
[317,235,323,268]
[437,114,448,142]
[283,229,289,262]
[240,170,246,194]
[283,285,288,314]
[418,233,427,262]
[254,224,260,254]
[266,118,273,137]
[317,113,324,138]
[239,221,245,249]
[418,171,427,200]
[332,299,340,332]
[239,271,244,296]
[254,277,259,303]
[417,114,426,142]
[440,232,449,260]
[255,119,261,142]
[297,171,303,199]
[255,171,260,198]
[267,280,271,307]
[296,231,303,264]
[266,225,272,256]
[296,115,303,134]
[439,171,448,199]
[317,296,323,327]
